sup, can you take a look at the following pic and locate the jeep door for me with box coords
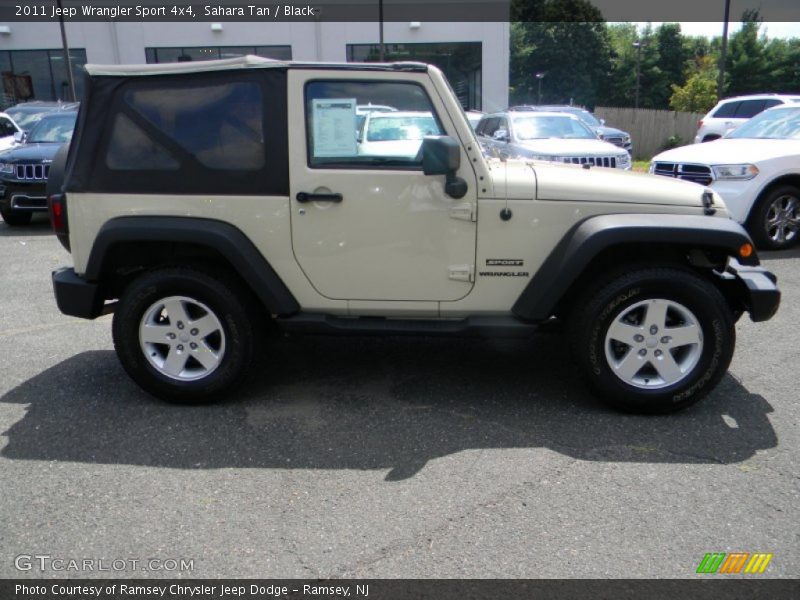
[287,70,477,302]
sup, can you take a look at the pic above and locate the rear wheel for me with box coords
[701,134,720,143]
[569,268,735,414]
[112,267,259,403]
[0,206,32,226]
[747,185,800,250]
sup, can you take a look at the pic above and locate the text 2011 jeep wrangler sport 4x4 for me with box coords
[47,56,780,413]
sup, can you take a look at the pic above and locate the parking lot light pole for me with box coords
[57,0,77,102]
[535,72,546,104]
[378,0,385,61]
[633,40,645,109]
[717,0,731,99]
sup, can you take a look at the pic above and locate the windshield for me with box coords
[366,114,440,141]
[6,109,53,131]
[570,109,601,127]
[27,113,77,143]
[727,107,800,140]
[512,115,596,140]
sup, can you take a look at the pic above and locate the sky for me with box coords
[629,22,800,39]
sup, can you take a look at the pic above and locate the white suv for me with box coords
[654,103,800,250]
[695,94,800,143]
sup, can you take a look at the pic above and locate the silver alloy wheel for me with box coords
[604,298,704,390]
[765,194,799,245]
[139,295,226,381]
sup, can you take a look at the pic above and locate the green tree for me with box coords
[763,37,800,93]
[669,55,718,113]
[725,10,768,95]
[599,23,686,110]
[509,0,611,107]
[651,23,688,108]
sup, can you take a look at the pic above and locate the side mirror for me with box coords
[13,131,26,144]
[421,136,467,199]
[492,129,510,142]
[422,136,461,175]
[599,118,606,125]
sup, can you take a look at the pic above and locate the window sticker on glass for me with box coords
[312,98,357,157]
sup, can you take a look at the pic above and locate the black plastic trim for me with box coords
[276,313,539,338]
[85,217,300,316]
[513,213,760,322]
[724,258,780,322]
[52,267,104,319]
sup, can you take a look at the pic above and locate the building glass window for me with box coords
[0,49,86,108]
[146,46,292,64]
[346,42,482,111]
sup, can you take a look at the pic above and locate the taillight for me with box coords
[697,120,704,130]
[48,193,70,251]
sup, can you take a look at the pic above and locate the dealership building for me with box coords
[0,21,509,112]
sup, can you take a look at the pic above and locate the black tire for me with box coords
[0,206,33,226]
[746,185,800,250]
[112,266,259,404]
[702,135,720,143]
[568,267,735,414]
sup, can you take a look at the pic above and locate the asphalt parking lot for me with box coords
[1,215,798,579]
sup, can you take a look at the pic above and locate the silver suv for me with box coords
[475,110,631,169]
[45,56,779,414]
[695,94,800,143]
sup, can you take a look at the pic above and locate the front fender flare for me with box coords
[512,213,757,322]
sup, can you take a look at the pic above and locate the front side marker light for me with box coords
[739,243,754,259]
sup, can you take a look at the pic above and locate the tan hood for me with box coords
[532,161,721,210]
[486,158,726,212]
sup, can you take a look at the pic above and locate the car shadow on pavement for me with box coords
[0,334,777,481]
[760,247,800,261]
[0,216,52,237]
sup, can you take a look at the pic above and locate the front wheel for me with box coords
[569,268,735,414]
[112,267,259,403]
[747,185,800,250]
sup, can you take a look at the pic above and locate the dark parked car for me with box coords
[508,105,633,153]
[4,101,80,133]
[0,111,77,226]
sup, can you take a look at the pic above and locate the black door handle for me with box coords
[296,192,343,203]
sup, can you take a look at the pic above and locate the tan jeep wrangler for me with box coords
[47,56,780,413]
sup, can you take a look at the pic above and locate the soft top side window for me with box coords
[108,81,265,171]
[73,69,289,197]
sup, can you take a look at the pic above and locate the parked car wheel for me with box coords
[0,206,33,226]
[569,267,735,414]
[112,267,259,403]
[747,185,800,250]
[701,134,720,143]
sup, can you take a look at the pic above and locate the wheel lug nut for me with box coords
[650,325,658,335]
[638,349,647,356]
[190,342,197,350]
[634,334,644,342]
[177,345,184,351]
[190,328,199,336]
[167,333,176,340]
[177,322,184,330]
[654,349,662,357]
[661,336,671,344]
